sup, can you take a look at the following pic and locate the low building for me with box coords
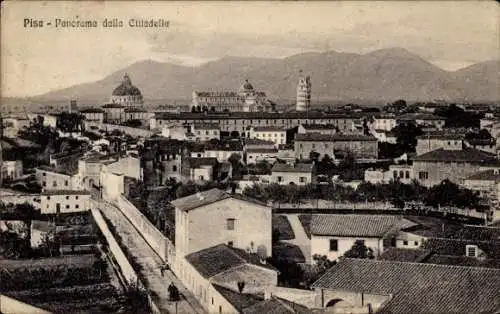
[182,244,279,313]
[246,148,278,164]
[311,258,500,314]
[388,164,414,184]
[463,169,500,201]
[102,103,125,124]
[277,144,296,163]
[181,157,218,182]
[397,113,446,130]
[1,160,23,181]
[294,133,378,160]
[204,141,244,163]
[171,188,273,276]
[79,108,105,124]
[191,123,221,141]
[161,123,187,140]
[310,214,417,261]
[35,166,79,191]
[370,115,397,132]
[271,163,314,185]
[416,134,464,156]
[40,190,91,214]
[412,147,499,187]
[297,124,338,136]
[248,127,286,146]
[370,129,397,144]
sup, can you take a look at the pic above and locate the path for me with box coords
[97,201,205,314]
[282,214,311,264]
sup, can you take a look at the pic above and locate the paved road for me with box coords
[98,201,205,314]
[282,214,312,264]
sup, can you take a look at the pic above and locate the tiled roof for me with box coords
[272,163,313,173]
[243,296,311,314]
[36,165,76,176]
[252,126,286,132]
[193,123,220,130]
[412,148,497,163]
[79,108,105,113]
[295,133,377,142]
[416,134,464,140]
[398,113,445,121]
[154,111,372,121]
[41,190,91,196]
[212,284,263,310]
[423,238,500,260]
[310,214,418,237]
[246,148,278,154]
[244,138,276,146]
[170,188,230,211]
[206,140,244,151]
[301,124,338,130]
[466,169,500,181]
[312,258,500,314]
[186,157,218,168]
[171,188,266,212]
[185,244,278,278]
[379,247,431,262]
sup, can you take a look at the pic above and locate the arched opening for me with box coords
[326,299,344,307]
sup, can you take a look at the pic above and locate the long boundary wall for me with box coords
[91,208,161,314]
[115,195,175,264]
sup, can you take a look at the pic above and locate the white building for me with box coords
[249,127,286,145]
[1,160,23,181]
[310,214,418,262]
[161,123,187,140]
[40,190,91,214]
[35,166,80,191]
[371,115,397,132]
[191,123,221,141]
[246,148,279,164]
[271,163,314,185]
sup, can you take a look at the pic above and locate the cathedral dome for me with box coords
[112,74,142,96]
[240,79,254,91]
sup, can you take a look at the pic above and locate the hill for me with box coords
[21,48,500,104]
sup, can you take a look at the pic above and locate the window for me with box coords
[393,171,398,179]
[75,196,78,200]
[226,218,235,230]
[47,196,51,200]
[299,177,306,183]
[329,239,338,251]
[418,171,429,180]
[405,171,410,179]
[212,297,214,305]
[277,176,283,182]
[414,241,418,246]
[219,306,222,314]
[75,205,79,209]
[66,196,69,200]
[43,181,46,187]
[312,144,316,149]
[399,171,404,178]
[466,245,478,257]
[299,144,303,150]
[197,153,202,157]
[52,181,57,187]
[64,180,68,186]
[199,175,204,181]
[205,131,209,135]
[325,144,328,149]
[403,240,408,246]
[43,172,46,176]
[228,241,234,247]
[65,205,70,209]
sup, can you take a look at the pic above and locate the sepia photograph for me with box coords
[0,1,499,313]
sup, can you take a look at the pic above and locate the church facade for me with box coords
[191,80,274,113]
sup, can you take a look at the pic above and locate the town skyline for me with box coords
[2,1,499,98]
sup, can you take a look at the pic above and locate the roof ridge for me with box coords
[342,257,500,271]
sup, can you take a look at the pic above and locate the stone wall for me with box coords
[0,190,40,209]
[86,122,153,138]
[115,195,175,264]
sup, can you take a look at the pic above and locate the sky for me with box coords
[1,1,499,98]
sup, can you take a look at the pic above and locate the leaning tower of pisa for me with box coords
[296,70,311,112]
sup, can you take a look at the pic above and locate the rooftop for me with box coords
[79,108,105,113]
[186,157,218,169]
[37,165,77,176]
[416,134,464,140]
[312,258,500,314]
[193,123,220,130]
[272,163,313,173]
[466,169,500,181]
[185,244,277,278]
[244,138,276,146]
[252,126,286,132]
[412,148,497,163]
[243,296,311,314]
[246,148,278,154]
[154,111,371,121]
[212,284,263,311]
[310,214,418,237]
[295,133,377,142]
[41,190,91,196]
[300,123,339,130]
[397,113,445,121]
[170,188,266,212]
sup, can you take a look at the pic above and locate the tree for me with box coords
[228,153,243,179]
[344,240,374,259]
[392,122,423,153]
[309,151,320,163]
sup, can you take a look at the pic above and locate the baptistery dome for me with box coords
[240,79,254,92]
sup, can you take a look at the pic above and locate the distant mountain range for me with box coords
[14,48,500,105]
